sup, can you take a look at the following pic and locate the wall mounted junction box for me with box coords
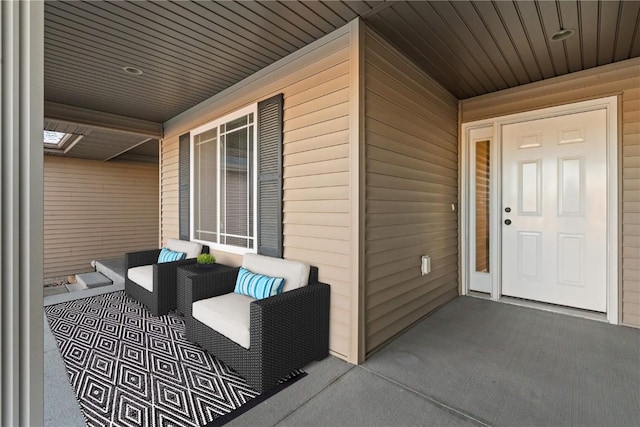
[421,255,431,276]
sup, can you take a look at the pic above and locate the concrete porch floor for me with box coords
[45,296,640,426]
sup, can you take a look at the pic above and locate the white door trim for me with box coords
[461,96,619,324]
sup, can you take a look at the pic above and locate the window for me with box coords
[475,139,490,273]
[181,94,284,257]
[191,104,257,253]
[43,130,70,147]
[43,130,82,152]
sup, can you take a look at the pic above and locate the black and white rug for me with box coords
[45,291,303,427]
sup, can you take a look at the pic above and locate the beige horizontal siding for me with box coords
[160,134,179,247]
[461,57,640,328]
[623,85,640,326]
[283,66,352,353]
[44,156,158,279]
[160,26,354,361]
[363,26,459,354]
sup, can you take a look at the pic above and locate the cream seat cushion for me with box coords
[127,239,201,294]
[166,238,202,259]
[193,293,256,349]
[242,253,310,293]
[127,265,154,292]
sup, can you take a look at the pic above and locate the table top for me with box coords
[177,263,234,275]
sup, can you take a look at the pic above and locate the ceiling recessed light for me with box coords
[550,28,576,42]
[122,66,143,75]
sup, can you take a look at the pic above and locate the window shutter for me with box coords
[179,132,190,241]
[257,94,283,258]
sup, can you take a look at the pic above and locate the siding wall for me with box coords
[44,156,159,278]
[161,134,180,246]
[363,27,460,354]
[460,58,640,328]
[160,25,356,361]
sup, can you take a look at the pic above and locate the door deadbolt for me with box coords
[504,219,512,225]
[505,207,511,213]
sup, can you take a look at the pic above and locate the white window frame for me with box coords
[190,103,258,255]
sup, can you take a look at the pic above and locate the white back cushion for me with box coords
[166,238,202,259]
[193,293,255,349]
[242,253,310,293]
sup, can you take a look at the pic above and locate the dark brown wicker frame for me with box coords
[184,266,330,393]
[124,249,197,316]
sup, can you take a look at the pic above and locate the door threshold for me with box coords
[497,296,607,323]
[468,290,492,300]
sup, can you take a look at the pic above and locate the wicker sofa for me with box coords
[183,253,330,392]
[125,239,205,316]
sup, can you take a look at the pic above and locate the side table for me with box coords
[175,263,234,316]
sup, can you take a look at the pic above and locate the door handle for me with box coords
[504,219,512,225]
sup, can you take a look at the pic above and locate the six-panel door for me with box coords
[501,109,607,312]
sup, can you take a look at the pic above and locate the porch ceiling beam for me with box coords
[44,101,162,138]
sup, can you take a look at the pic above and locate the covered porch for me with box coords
[44,294,640,426]
[1,1,639,424]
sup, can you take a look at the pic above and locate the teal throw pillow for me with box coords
[234,267,285,300]
[158,247,186,263]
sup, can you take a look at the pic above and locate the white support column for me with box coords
[1,1,44,425]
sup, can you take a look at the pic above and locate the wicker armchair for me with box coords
[184,256,330,393]
[124,239,205,316]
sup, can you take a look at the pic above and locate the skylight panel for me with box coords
[43,130,83,153]
[43,130,71,147]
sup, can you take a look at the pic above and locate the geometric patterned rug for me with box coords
[45,291,303,427]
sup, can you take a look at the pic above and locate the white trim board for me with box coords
[461,96,619,324]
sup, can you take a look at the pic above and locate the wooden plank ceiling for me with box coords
[44,0,640,158]
[44,119,158,162]
[44,0,377,123]
[365,0,640,99]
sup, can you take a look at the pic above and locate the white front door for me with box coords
[501,109,607,312]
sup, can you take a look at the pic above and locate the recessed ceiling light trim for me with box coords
[122,66,143,75]
[550,28,576,42]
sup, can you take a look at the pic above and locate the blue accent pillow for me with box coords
[157,247,186,263]
[234,267,285,300]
